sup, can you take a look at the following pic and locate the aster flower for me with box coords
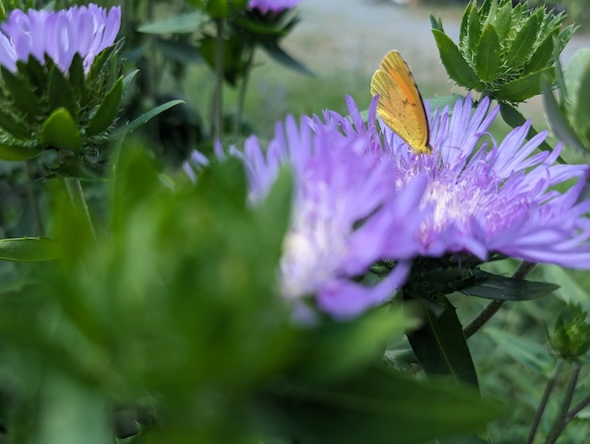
[0,4,121,73]
[374,94,590,269]
[247,0,301,14]
[194,97,427,320]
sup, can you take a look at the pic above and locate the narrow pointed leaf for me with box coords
[432,30,483,89]
[497,67,552,102]
[524,30,555,75]
[506,12,539,67]
[0,143,43,160]
[122,69,139,94]
[68,53,86,94]
[1,67,40,115]
[476,25,500,81]
[86,76,124,136]
[49,66,77,118]
[107,100,184,141]
[0,237,59,261]
[467,5,482,52]
[459,3,473,45]
[460,270,558,300]
[0,110,31,139]
[406,296,479,387]
[494,1,512,42]
[262,41,314,76]
[41,107,81,152]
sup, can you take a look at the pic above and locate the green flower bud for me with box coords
[549,305,590,361]
[431,0,575,103]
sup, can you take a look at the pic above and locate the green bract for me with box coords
[431,0,574,103]
[0,43,127,176]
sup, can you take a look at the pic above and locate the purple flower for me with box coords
[247,0,301,14]
[379,94,590,268]
[0,4,121,74]
[210,97,427,320]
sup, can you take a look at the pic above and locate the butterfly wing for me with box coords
[370,50,431,154]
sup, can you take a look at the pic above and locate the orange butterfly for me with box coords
[371,50,432,155]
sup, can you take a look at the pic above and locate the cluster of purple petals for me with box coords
[380,95,590,269]
[217,96,427,319]
[247,0,301,13]
[0,4,121,74]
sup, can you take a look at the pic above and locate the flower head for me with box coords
[0,4,121,73]
[381,94,590,268]
[247,0,301,14]
[212,97,426,319]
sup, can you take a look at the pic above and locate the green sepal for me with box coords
[466,4,482,54]
[505,10,539,67]
[430,13,444,32]
[0,143,43,161]
[475,24,500,81]
[0,110,31,139]
[41,107,81,152]
[0,237,59,261]
[137,11,206,34]
[524,29,556,75]
[49,65,78,119]
[107,100,184,141]
[68,53,87,95]
[122,69,139,95]
[406,295,480,387]
[432,29,483,90]
[1,66,41,116]
[460,270,559,301]
[458,2,473,46]
[493,0,512,43]
[86,76,124,136]
[19,56,47,93]
[496,67,553,102]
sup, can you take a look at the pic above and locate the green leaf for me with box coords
[0,110,31,139]
[137,11,207,34]
[262,41,314,77]
[86,76,123,136]
[496,67,552,102]
[459,2,473,46]
[460,270,558,301]
[258,365,501,444]
[485,327,556,375]
[41,107,81,152]
[432,30,483,90]
[524,30,556,75]
[506,11,539,67]
[49,65,77,119]
[466,3,482,51]
[122,69,139,95]
[107,100,184,141]
[0,143,43,161]
[0,237,59,261]
[476,25,500,81]
[68,53,86,95]
[427,94,466,113]
[430,13,444,32]
[542,76,587,152]
[1,67,40,116]
[494,0,512,42]
[406,296,479,387]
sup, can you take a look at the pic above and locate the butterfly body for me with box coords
[370,50,432,155]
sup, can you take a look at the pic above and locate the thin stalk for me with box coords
[463,261,536,339]
[545,363,581,444]
[565,393,590,423]
[526,360,564,444]
[24,161,44,236]
[64,178,96,240]
[233,47,255,138]
[213,18,224,143]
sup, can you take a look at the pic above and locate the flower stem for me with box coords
[24,161,44,236]
[64,178,96,240]
[213,18,224,143]
[565,393,590,423]
[463,261,536,339]
[545,363,581,444]
[233,47,255,138]
[526,360,564,444]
